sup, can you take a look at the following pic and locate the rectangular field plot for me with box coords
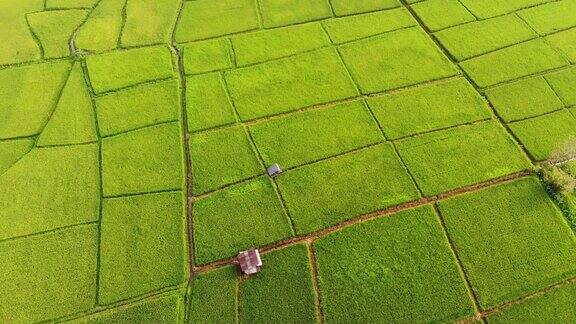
[181,39,232,75]
[240,244,317,323]
[186,73,236,132]
[411,0,475,32]
[330,0,400,16]
[339,27,458,94]
[485,76,564,122]
[86,45,175,94]
[518,0,576,35]
[322,8,416,44]
[395,121,531,196]
[82,293,184,322]
[225,48,357,120]
[546,67,576,107]
[488,282,576,323]
[435,15,537,61]
[276,144,420,234]
[258,0,332,28]
[437,177,576,309]
[188,266,237,324]
[461,39,568,88]
[509,110,576,161]
[193,178,293,264]
[547,28,576,64]
[459,0,554,19]
[120,0,180,47]
[232,23,330,67]
[368,78,491,139]
[314,206,474,323]
[250,101,383,169]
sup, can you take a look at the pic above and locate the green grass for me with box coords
[193,178,293,264]
[277,144,420,234]
[459,0,552,19]
[546,67,576,107]
[189,126,262,195]
[518,0,576,35]
[181,39,233,75]
[412,0,476,31]
[101,122,183,196]
[547,28,576,64]
[314,205,475,322]
[85,45,174,94]
[485,76,564,122]
[0,60,71,139]
[0,224,97,323]
[0,0,42,65]
[330,0,400,16]
[322,8,416,44]
[435,14,537,61]
[396,121,531,196]
[240,244,317,323]
[232,23,330,66]
[46,0,97,9]
[368,78,491,139]
[339,27,458,94]
[26,9,88,59]
[509,110,576,161]
[188,266,238,324]
[225,48,358,120]
[0,145,99,240]
[488,282,576,323]
[250,101,383,169]
[437,177,576,309]
[185,73,236,132]
[99,191,187,304]
[95,79,180,137]
[81,293,185,323]
[120,0,180,47]
[175,0,259,43]
[461,39,568,88]
[75,0,125,52]
[37,63,97,146]
[258,0,332,28]
[0,139,34,174]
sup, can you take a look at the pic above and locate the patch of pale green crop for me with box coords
[330,0,400,16]
[0,139,34,175]
[315,205,475,322]
[396,121,531,195]
[188,266,238,324]
[250,100,382,169]
[0,60,71,139]
[189,126,262,195]
[80,293,185,323]
[240,244,317,323]
[26,9,88,59]
[232,23,330,66]
[485,76,563,122]
[412,0,475,31]
[0,0,42,65]
[489,282,576,323]
[99,191,187,304]
[518,0,576,35]
[459,0,554,19]
[259,0,332,28]
[0,145,99,240]
[101,122,183,196]
[368,78,491,139]
[85,45,174,94]
[37,63,97,146]
[0,225,97,323]
[277,144,420,234]
[339,27,458,93]
[547,28,576,64]
[461,39,568,88]
[181,39,232,75]
[120,0,180,47]
[175,0,259,43]
[185,72,236,132]
[322,8,416,44]
[96,79,180,137]
[437,177,576,309]
[193,178,293,264]
[75,0,125,52]
[435,14,537,61]
[546,67,576,106]
[509,110,576,161]
[225,48,357,120]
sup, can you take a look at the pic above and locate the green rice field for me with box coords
[2,0,576,322]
